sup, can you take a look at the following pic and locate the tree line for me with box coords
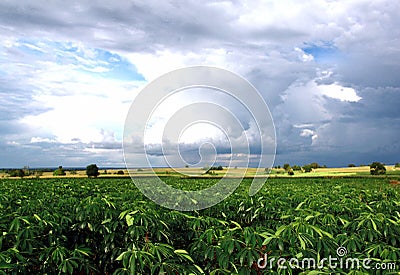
[273,161,393,175]
[2,161,398,178]
[3,164,101,178]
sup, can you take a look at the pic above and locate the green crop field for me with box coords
[1,177,400,274]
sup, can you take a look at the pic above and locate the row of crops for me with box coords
[1,177,400,274]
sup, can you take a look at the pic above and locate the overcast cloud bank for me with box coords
[0,1,399,167]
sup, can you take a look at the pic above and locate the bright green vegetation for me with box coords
[1,178,400,274]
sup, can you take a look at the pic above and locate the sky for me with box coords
[0,0,399,168]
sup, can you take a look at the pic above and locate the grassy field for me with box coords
[1,176,400,274]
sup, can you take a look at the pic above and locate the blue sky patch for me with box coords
[15,39,144,81]
[302,42,340,63]
[16,39,46,56]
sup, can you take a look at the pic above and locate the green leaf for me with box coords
[295,201,306,210]
[305,271,330,274]
[275,225,286,236]
[194,264,204,273]
[125,214,134,227]
[305,215,314,221]
[74,247,91,257]
[370,219,378,232]
[118,210,129,219]
[174,249,194,262]
[230,220,242,230]
[101,218,112,224]
[33,214,42,221]
[298,234,306,250]
[116,251,128,261]
[262,236,275,245]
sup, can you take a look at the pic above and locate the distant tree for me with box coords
[35,170,43,177]
[288,169,294,176]
[209,166,224,171]
[370,162,386,175]
[283,163,291,171]
[310,162,321,169]
[348,164,356,167]
[117,170,124,175]
[23,166,31,176]
[86,164,100,178]
[53,166,66,176]
[292,165,302,171]
[70,170,77,175]
[264,167,272,174]
[9,169,25,178]
[277,165,281,169]
[395,163,400,168]
[303,165,312,173]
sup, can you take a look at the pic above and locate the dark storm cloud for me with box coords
[0,1,227,52]
[0,81,50,120]
[0,0,311,53]
[0,139,124,168]
[338,56,400,88]
[342,87,400,120]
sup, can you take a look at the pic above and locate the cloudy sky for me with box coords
[0,0,399,168]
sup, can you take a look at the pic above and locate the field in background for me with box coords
[1,165,399,179]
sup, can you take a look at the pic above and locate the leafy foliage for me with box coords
[86,164,99,178]
[8,169,26,177]
[292,165,302,171]
[370,162,386,175]
[53,166,66,176]
[0,177,399,274]
[303,165,313,173]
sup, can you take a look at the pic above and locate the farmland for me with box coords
[1,177,400,274]
[2,165,400,179]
